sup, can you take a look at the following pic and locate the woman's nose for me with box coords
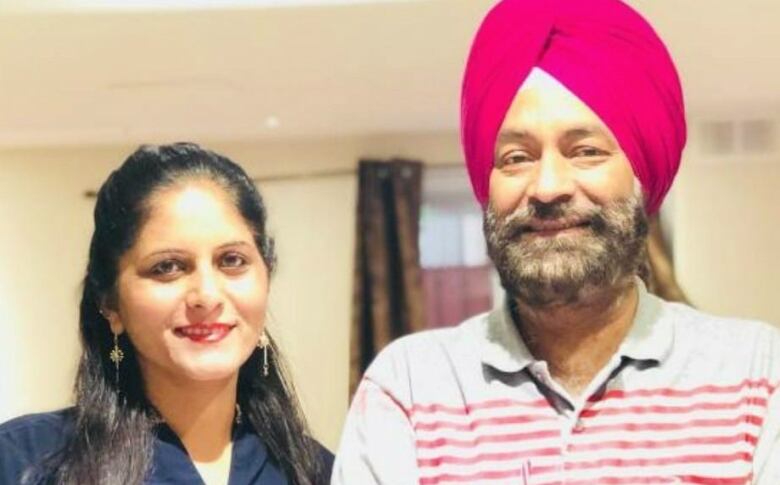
[185,268,223,312]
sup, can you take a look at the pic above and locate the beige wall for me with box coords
[1,134,778,450]
[673,159,780,325]
[260,175,355,449]
[0,157,93,427]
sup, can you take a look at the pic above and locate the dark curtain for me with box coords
[350,159,425,396]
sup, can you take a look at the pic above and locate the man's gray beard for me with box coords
[483,195,648,308]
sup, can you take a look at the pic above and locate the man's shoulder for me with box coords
[373,311,489,362]
[664,299,779,342]
[661,300,780,375]
[361,311,490,388]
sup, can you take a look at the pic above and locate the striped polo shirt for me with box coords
[333,282,780,484]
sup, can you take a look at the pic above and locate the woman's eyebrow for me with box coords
[216,241,253,250]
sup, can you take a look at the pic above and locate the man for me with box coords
[333,0,780,483]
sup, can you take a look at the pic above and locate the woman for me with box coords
[0,143,332,484]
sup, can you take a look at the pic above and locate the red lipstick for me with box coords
[174,323,234,343]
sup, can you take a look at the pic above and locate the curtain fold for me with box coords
[350,159,425,396]
[644,213,691,305]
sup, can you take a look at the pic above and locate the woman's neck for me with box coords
[143,370,238,463]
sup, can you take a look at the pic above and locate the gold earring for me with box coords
[257,333,270,377]
[109,333,124,385]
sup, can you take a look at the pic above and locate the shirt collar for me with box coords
[477,278,675,373]
[477,298,536,374]
[150,416,272,483]
[617,278,675,364]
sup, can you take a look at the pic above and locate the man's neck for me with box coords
[512,278,639,398]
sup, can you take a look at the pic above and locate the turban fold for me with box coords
[460,0,686,214]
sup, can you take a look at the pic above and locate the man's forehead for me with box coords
[517,67,563,94]
[496,125,614,144]
[500,67,616,140]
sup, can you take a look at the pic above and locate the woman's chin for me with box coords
[171,356,246,383]
[163,342,257,383]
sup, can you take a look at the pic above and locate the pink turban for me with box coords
[460,0,686,214]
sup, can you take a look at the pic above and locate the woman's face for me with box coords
[105,180,269,384]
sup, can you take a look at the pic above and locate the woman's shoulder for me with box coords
[0,407,73,434]
[314,439,335,483]
[0,408,73,483]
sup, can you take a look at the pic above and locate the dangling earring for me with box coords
[109,332,124,385]
[257,333,270,377]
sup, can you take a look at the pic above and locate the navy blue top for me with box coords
[0,409,333,484]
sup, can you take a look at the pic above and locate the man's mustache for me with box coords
[499,202,605,239]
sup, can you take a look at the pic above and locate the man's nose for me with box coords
[526,153,575,206]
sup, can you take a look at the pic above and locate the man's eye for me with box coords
[220,253,248,269]
[573,146,608,158]
[151,260,185,276]
[502,152,534,166]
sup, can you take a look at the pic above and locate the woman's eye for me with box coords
[220,252,248,270]
[150,259,185,277]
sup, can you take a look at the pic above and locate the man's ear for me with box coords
[633,177,644,199]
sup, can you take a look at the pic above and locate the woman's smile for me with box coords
[173,323,236,343]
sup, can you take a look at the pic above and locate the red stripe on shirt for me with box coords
[581,395,768,418]
[417,432,757,470]
[580,414,765,435]
[419,466,540,484]
[414,415,763,450]
[569,432,758,453]
[417,446,560,467]
[590,379,775,403]
[408,398,550,417]
[563,451,752,471]
[413,413,557,432]
[416,428,560,449]
[553,475,751,485]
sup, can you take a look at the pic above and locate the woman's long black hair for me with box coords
[28,143,324,484]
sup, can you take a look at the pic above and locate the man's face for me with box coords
[485,69,647,307]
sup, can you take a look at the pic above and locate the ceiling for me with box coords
[0,0,778,148]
